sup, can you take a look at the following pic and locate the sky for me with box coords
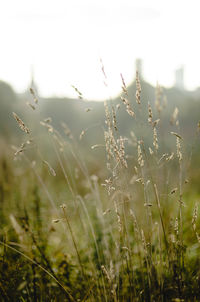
[0,0,200,100]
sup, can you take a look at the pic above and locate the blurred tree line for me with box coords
[0,78,199,146]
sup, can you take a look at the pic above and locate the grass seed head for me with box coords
[148,102,153,124]
[153,128,159,151]
[138,143,144,167]
[135,70,141,104]
[12,112,30,134]
[43,160,56,176]
[176,137,183,161]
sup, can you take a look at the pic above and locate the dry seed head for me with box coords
[61,122,73,139]
[122,246,130,252]
[155,82,162,113]
[170,107,179,125]
[158,153,168,164]
[120,73,128,96]
[141,230,147,254]
[112,105,117,131]
[11,145,19,152]
[129,175,137,184]
[111,285,117,299]
[14,149,24,158]
[138,143,144,167]
[109,130,122,165]
[101,265,111,282]
[135,178,144,185]
[176,137,183,162]
[60,204,66,209]
[119,136,128,168]
[44,117,52,123]
[12,112,30,134]
[26,102,35,110]
[174,217,179,236]
[170,233,176,244]
[10,214,24,243]
[173,107,179,119]
[103,208,111,215]
[130,131,137,145]
[149,147,154,155]
[192,203,198,231]
[104,131,114,160]
[170,187,178,194]
[30,87,36,96]
[122,86,127,95]
[79,130,85,140]
[102,177,115,195]
[30,88,38,103]
[146,179,150,187]
[91,144,101,150]
[114,201,122,233]
[153,128,159,151]
[152,119,160,128]
[90,174,98,182]
[120,97,135,117]
[106,162,111,171]
[144,202,152,207]
[100,58,107,80]
[109,260,115,281]
[26,139,33,145]
[148,102,153,124]
[48,127,53,133]
[85,108,92,112]
[71,85,83,99]
[166,152,174,161]
[104,101,112,130]
[135,70,141,104]
[40,121,47,127]
[40,121,54,133]
[14,142,27,157]
[130,209,139,236]
[43,160,56,176]
[195,232,200,243]
[171,132,182,139]
[52,219,60,223]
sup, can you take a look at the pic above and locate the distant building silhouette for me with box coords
[175,66,184,90]
[135,58,143,79]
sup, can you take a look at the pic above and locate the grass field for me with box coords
[0,81,200,301]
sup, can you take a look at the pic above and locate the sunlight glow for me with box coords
[0,0,199,100]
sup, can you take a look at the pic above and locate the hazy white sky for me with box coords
[0,0,200,100]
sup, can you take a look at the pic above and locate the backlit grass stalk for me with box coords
[61,205,86,280]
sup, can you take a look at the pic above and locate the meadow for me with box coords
[0,75,200,301]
